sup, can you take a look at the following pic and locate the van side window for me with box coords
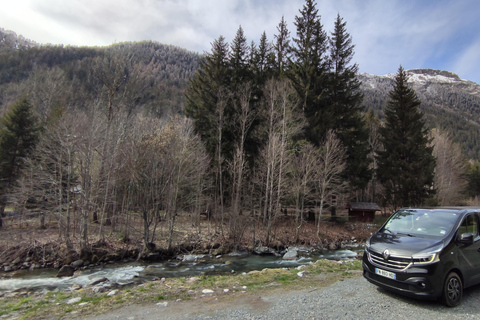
[459,214,479,236]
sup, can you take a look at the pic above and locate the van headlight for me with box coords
[412,243,443,265]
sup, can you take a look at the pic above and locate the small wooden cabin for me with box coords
[348,202,381,222]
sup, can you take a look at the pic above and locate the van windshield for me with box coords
[383,209,459,238]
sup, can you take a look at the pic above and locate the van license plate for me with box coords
[375,268,396,280]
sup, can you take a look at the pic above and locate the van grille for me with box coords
[368,249,412,271]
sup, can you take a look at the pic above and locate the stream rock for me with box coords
[282,250,298,260]
[66,297,81,305]
[254,246,276,255]
[182,254,197,262]
[202,289,214,294]
[71,260,84,268]
[328,242,339,250]
[29,263,41,270]
[107,289,118,296]
[71,284,83,291]
[88,277,109,286]
[56,266,75,277]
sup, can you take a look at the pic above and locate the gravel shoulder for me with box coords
[84,274,480,320]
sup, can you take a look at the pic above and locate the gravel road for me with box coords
[85,274,480,320]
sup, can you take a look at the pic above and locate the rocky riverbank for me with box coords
[0,217,376,276]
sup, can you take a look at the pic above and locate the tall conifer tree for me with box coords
[229,26,250,87]
[253,31,273,81]
[327,14,371,194]
[185,36,230,157]
[376,66,435,208]
[289,0,328,144]
[274,16,291,78]
[0,97,38,225]
[0,97,38,185]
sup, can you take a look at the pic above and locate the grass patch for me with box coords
[80,295,109,305]
[273,271,298,285]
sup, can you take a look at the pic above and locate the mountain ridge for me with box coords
[359,69,480,160]
[1,27,479,160]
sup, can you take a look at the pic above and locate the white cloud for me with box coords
[1,0,480,83]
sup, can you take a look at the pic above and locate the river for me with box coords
[0,248,360,294]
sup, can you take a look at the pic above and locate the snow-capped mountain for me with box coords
[359,69,480,160]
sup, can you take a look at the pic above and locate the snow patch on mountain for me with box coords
[408,73,459,84]
[365,69,472,86]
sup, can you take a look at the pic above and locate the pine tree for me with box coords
[273,16,291,78]
[250,31,274,112]
[376,66,436,208]
[185,36,230,157]
[327,14,371,194]
[0,97,39,185]
[253,31,273,81]
[229,26,262,165]
[229,26,250,86]
[288,0,328,144]
[0,97,39,225]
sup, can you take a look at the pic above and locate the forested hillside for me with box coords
[360,69,480,160]
[2,27,479,161]
[0,27,202,118]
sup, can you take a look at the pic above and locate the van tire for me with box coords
[442,272,463,307]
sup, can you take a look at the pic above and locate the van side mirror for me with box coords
[458,233,474,245]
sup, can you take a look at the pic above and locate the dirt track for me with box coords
[83,274,480,320]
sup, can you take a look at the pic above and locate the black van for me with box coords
[362,207,480,307]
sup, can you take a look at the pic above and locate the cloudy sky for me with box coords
[2,0,480,83]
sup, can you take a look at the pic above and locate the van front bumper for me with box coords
[362,252,443,300]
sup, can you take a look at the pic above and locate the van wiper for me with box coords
[383,228,395,235]
[397,232,414,237]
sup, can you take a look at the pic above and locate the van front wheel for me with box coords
[442,272,463,307]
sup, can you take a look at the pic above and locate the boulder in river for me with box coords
[182,254,197,262]
[282,250,298,260]
[328,242,339,250]
[56,265,75,277]
[254,246,276,255]
[71,259,84,268]
[88,277,109,286]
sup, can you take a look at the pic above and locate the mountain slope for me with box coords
[1,28,479,160]
[359,69,480,160]
[0,28,202,117]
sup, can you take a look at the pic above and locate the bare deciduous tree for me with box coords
[316,130,347,237]
[259,79,302,246]
[123,116,209,252]
[288,141,319,242]
[213,87,230,233]
[75,106,103,252]
[431,129,468,205]
[226,83,256,247]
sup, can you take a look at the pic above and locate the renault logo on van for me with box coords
[383,249,390,260]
